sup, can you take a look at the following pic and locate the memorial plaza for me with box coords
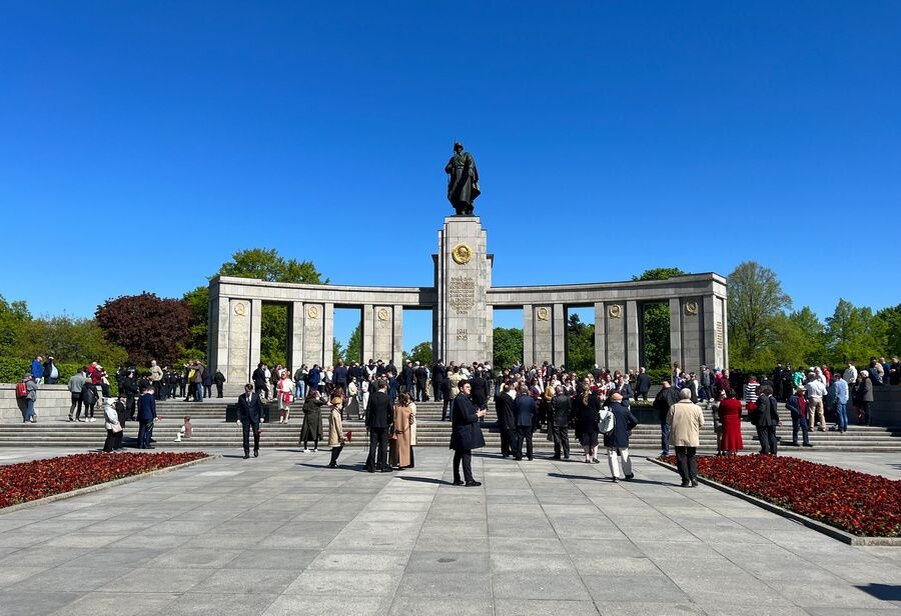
[0,446,899,616]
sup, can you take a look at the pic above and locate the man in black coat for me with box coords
[365,380,393,472]
[449,380,486,486]
[513,387,537,461]
[237,384,265,459]
[753,384,780,455]
[214,370,226,398]
[635,367,652,401]
[414,363,429,401]
[252,363,269,400]
[653,381,680,457]
[401,361,414,395]
[432,360,447,402]
[494,382,517,458]
[550,387,572,460]
[470,372,489,410]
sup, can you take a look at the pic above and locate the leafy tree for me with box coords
[182,286,209,354]
[632,267,686,369]
[0,294,31,356]
[769,307,826,368]
[17,316,128,371]
[493,327,523,369]
[727,261,791,366]
[825,299,887,365]
[343,323,363,365]
[566,313,595,373]
[95,292,192,366]
[404,341,433,366]
[218,248,327,284]
[331,338,344,366]
[875,304,901,357]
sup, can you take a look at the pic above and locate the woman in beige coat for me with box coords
[391,393,415,469]
[327,401,345,468]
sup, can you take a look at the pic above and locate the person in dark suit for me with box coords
[550,387,572,460]
[432,360,447,402]
[137,385,156,449]
[635,367,652,401]
[470,372,489,410]
[365,379,393,472]
[494,382,517,458]
[237,383,264,459]
[513,386,537,461]
[753,384,780,455]
[604,393,639,482]
[449,380,486,486]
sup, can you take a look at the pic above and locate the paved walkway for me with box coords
[0,448,899,615]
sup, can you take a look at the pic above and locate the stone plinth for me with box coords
[435,216,492,366]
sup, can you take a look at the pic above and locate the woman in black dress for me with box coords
[572,376,602,463]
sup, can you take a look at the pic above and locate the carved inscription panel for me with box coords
[449,276,475,314]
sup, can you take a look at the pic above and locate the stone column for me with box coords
[361,304,375,363]
[552,303,566,367]
[323,303,335,368]
[485,305,494,367]
[249,299,262,377]
[435,216,492,366]
[392,305,404,365]
[593,302,607,369]
[669,298,683,373]
[373,306,394,362]
[626,300,639,372]
[522,303,534,366]
[703,294,727,370]
[303,303,325,367]
[210,294,230,376]
[226,299,252,389]
[533,305,553,366]
[288,301,304,372]
[680,298,703,374]
[605,302,626,373]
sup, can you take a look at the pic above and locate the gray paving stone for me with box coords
[284,569,401,596]
[0,590,84,616]
[159,592,279,615]
[493,572,591,600]
[495,599,601,615]
[49,591,178,616]
[389,596,495,616]
[398,571,492,598]
[262,595,388,615]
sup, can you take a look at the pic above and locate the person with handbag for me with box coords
[102,399,123,453]
[604,393,639,482]
[327,398,345,468]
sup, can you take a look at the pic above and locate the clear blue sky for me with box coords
[3,1,899,351]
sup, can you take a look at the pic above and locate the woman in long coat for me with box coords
[299,390,327,452]
[392,393,415,469]
[603,394,639,481]
[717,389,744,455]
[572,377,603,464]
[327,400,345,468]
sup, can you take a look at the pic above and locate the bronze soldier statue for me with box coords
[445,142,480,216]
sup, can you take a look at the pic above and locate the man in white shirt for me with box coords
[804,373,828,432]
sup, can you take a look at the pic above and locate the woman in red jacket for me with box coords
[717,389,744,455]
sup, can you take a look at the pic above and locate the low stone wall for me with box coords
[872,385,901,427]
[0,384,74,423]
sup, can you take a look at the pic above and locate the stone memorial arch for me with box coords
[208,215,728,394]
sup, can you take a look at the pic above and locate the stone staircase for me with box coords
[1,399,900,452]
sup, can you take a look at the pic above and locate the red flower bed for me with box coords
[0,452,208,509]
[661,454,901,537]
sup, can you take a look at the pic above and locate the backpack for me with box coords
[15,382,28,398]
[597,407,615,435]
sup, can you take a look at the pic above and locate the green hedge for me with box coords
[0,357,118,395]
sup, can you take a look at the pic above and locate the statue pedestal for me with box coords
[434,216,493,367]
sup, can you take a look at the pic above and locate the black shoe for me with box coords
[563,456,570,460]
[253,450,259,457]
[327,463,337,468]
[611,477,619,483]
[465,480,481,487]
[625,474,634,480]
[788,442,799,446]
[527,457,533,461]
[381,468,393,473]
[550,455,561,460]
[802,443,813,448]
[453,480,465,486]
[690,479,699,487]
[367,468,375,473]
[514,456,523,461]
[681,482,690,488]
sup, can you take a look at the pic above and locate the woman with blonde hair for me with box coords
[278,371,295,423]
[391,392,416,469]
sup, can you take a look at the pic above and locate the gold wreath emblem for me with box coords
[307,305,320,319]
[608,304,623,319]
[685,301,699,316]
[451,243,473,265]
[233,302,247,316]
[536,307,550,321]
[376,308,390,321]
